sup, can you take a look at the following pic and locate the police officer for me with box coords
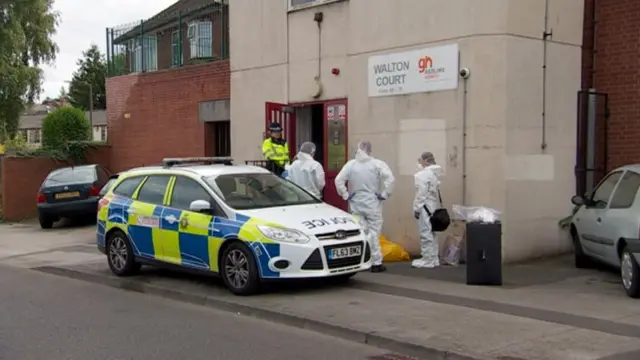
[262,122,290,176]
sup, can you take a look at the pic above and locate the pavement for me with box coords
[2,221,640,360]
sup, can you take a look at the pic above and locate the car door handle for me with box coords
[597,217,602,222]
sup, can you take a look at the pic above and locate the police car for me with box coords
[97,157,371,295]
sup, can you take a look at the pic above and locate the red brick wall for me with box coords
[590,0,640,169]
[0,147,111,221]
[106,60,230,172]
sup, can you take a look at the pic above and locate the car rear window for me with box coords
[44,167,96,186]
[112,176,145,198]
[99,176,118,196]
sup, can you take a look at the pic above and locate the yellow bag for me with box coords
[379,235,410,262]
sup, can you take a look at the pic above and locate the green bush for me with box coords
[3,133,30,153]
[41,107,91,149]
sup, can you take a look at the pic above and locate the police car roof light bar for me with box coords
[162,157,234,167]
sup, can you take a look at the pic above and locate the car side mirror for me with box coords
[571,195,585,206]
[189,199,212,213]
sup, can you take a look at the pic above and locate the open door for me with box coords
[265,102,296,159]
[323,100,348,211]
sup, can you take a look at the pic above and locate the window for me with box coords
[171,31,181,66]
[100,126,107,141]
[590,171,623,208]
[27,129,41,144]
[113,176,145,198]
[204,173,321,210]
[188,21,212,58]
[136,175,171,205]
[44,166,97,186]
[289,0,344,10]
[100,176,118,197]
[129,36,158,72]
[170,176,214,210]
[96,166,110,184]
[609,171,640,209]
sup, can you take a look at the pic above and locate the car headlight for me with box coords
[256,225,311,244]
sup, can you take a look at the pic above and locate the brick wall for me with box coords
[106,60,230,172]
[589,0,640,169]
[0,146,111,221]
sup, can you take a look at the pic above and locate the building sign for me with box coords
[368,43,459,97]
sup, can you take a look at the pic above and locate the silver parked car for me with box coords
[571,165,640,298]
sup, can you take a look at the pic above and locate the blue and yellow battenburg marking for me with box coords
[98,195,282,278]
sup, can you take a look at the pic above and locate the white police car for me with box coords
[97,157,371,295]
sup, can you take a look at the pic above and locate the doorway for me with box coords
[266,99,348,210]
[204,121,231,157]
[295,104,324,166]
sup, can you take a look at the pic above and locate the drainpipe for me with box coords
[590,0,598,87]
[461,75,469,205]
[541,0,553,152]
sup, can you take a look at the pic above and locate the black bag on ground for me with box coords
[424,189,450,232]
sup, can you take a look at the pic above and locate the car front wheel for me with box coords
[107,230,140,277]
[221,242,260,296]
[621,247,640,298]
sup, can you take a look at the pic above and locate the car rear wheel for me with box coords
[572,229,591,269]
[38,215,55,229]
[221,242,260,296]
[107,230,140,277]
[621,247,640,298]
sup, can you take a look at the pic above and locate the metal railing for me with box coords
[106,1,229,77]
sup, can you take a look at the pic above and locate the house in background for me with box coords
[18,105,108,146]
[105,0,230,172]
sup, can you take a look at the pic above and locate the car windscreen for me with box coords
[204,173,321,210]
[99,176,118,196]
[44,167,97,187]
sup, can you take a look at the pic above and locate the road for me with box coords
[0,265,390,360]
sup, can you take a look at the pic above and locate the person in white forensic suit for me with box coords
[286,141,325,199]
[412,151,444,268]
[335,141,395,273]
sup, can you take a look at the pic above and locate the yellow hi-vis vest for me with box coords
[262,137,289,167]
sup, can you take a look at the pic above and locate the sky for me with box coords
[39,0,177,100]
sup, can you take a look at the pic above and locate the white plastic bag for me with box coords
[452,205,501,223]
[443,243,460,266]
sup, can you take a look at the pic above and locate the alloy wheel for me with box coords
[225,249,249,289]
[622,252,634,290]
[109,235,128,272]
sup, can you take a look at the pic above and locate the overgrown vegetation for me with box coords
[5,107,104,164]
[41,107,91,148]
[0,0,59,142]
[558,205,580,229]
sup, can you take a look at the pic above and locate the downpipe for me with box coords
[461,69,470,205]
[541,0,553,152]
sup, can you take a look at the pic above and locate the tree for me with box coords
[67,45,106,111]
[58,85,67,100]
[0,0,59,142]
[41,107,90,149]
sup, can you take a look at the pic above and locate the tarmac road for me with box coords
[0,265,391,360]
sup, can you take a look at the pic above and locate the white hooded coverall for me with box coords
[335,149,395,266]
[286,152,325,198]
[413,164,443,268]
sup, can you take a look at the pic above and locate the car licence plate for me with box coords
[328,245,362,260]
[55,191,80,199]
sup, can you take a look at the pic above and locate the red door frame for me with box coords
[265,102,296,159]
[322,99,348,210]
